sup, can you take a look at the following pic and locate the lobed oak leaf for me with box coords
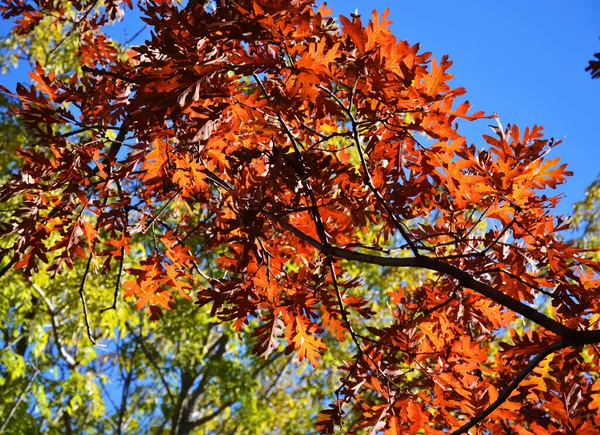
[340,14,366,53]
[423,55,454,96]
[384,415,400,435]
[365,9,392,51]
[4,1,600,433]
[589,378,600,410]
[252,312,285,358]
[291,317,327,367]
[316,401,344,434]
[165,263,193,299]
[289,71,320,100]
[406,401,425,435]
[142,139,168,181]
[103,234,130,257]
[321,305,347,340]
[29,62,56,101]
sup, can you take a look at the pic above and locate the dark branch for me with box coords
[78,252,98,345]
[0,256,17,280]
[451,341,566,434]
[101,246,125,312]
[265,214,600,343]
[81,66,138,84]
[142,188,183,234]
[115,343,137,435]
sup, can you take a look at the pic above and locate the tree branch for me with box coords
[101,246,125,312]
[451,340,566,434]
[78,251,100,345]
[115,343,137,435]
[125,324,177,407]
[183,334,229,425]
[0,365,39,434]
[317,84,420,257]
[0,256,16,280]
[31,283,77,367]
[265,214,600,343]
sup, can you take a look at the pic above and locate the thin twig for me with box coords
[123,25,148,45]
[31,283,77,367]
[142,188,182,234]
[479,217,517,258]
[78,252,99,345]
[101,246,125,312]
[0,365,39,434]
[478,268,555,298]
[126,324,177,407]
[46,0,100,59]
[328,260,363,352]
[422,287,460,316]
[317,84,420,256]
[82,66,138,84]
[335,354,361,403]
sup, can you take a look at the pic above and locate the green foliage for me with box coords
[573,177,600,254]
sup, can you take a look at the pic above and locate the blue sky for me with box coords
[2,0,599,217]
[324,0,600,217]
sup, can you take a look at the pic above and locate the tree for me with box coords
[0,6,359,434]
[3,0,600,433]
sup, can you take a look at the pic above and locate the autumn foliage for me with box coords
[587,51,600,79]
[3,0,600,433]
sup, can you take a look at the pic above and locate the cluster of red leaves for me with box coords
[3,0,600,433]
[0,0,129,64]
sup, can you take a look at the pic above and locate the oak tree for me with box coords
[3,0,600,433]
[0,9,356,434]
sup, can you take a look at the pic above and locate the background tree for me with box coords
[3,0,600,434]
[576,51,600,249]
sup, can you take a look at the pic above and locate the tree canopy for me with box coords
[0,3,358,433]
[2,0,600,433]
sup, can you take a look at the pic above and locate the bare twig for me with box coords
[123,25,148,45]
[46,0,101,59]
[142,188,183,234]
[78,252,103,346]
[101,246,125,312]
[31,283,77,367]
